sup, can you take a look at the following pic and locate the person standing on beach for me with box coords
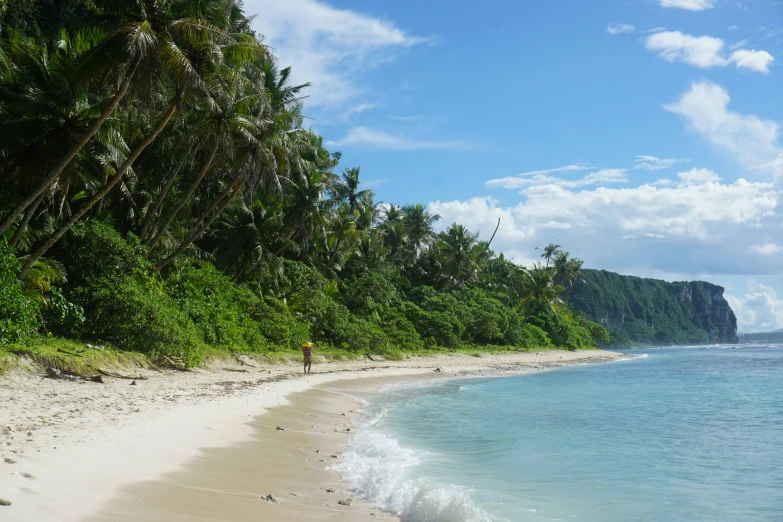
[302,342,313,374]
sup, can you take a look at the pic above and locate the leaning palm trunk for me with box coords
[9,190,45,248]
[157,177,245,271]
[148,135,220,249]
[18,98,178,280]
[0,57,141,237]
[140,140,194,242]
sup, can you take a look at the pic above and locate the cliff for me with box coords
[568,269,739,346]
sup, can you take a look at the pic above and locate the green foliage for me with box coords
[569,269,735,346]
[166,264,267,351]
[0,2,623,361]
[56,221,202,365]
[43,286,85,337]
[0,242,40,343]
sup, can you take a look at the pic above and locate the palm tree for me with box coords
[538,243,561,268]
[332,167,373,212]
[438,223,479,285]
[402,203,440,259]
[0,28,140,236]
[17,0,266,278]
[519,263,565,316]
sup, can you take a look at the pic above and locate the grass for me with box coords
[0,336,587,377]
[0,337,152,376]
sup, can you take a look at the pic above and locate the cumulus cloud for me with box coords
[726,281,783,332]
[645,31,775,73]
[607,24,635,35]
[325,126,481,151]
[749,242,783,256]
[246,0,428,111]
[658,0,716,10]
[634,155,689,171]
[432,171,780,277]
[665,82,781,168]
[677,167,722,184]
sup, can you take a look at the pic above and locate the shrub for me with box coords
[0,242,40,343]
[56,221,202,365]
[167,263,267,351]
[43,287,85,337]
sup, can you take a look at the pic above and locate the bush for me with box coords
[43,287,85,337]
[0,242,40,343]
[167,263,267,351]
[86,276,203,365]
[57,221,202,365]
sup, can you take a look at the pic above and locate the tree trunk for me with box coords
[140,140,194,242]
[93,174,108,215]
[9,190,45,248]
[148,134,220,249]
[157,178,244,271]
[0,57,141,237]
[18,98,178,280]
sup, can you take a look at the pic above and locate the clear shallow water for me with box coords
[333,346,783,521]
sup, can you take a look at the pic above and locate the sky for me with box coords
[245,0,783,333]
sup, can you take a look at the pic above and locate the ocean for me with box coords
[333,345,783,521]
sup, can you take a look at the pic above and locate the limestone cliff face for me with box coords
[569,270,739,346]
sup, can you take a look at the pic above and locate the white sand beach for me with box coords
[0,350,625,521]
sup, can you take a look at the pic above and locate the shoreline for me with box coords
[0,350,626,521]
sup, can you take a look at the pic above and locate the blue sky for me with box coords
[246,0,783,332]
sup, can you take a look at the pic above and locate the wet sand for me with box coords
[0,350,626,521]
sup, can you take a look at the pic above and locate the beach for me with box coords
[0,350,624,521]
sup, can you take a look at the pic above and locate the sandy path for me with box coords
[0,350,625,521]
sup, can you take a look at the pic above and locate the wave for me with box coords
[330,420,492,522]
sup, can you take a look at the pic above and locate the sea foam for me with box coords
[330,412,492,522]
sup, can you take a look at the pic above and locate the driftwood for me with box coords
[44,367,104,383]
[231,352,258,368]
[56,348,84,357]
[97,369,147,381]
[222,368,250,373]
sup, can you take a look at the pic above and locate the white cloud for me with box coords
[246,0,428,111]
[486,168,627,190]
[658,0,716,10]
[607,23,635,35]
[726,280,783,332]
[645,31,774,73]
[677,167,722,184]
[325,126,480,151]
[749,242,783,255]
[519,164,591,176]
[729,49,776,73]
[665,82,781,168]
[634,155,689,170]
[431,175,779,276]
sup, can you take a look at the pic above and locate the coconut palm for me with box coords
[538,243,561,268]
[520,263,565,316]
[402,203,440,259]
[438,223,480,285]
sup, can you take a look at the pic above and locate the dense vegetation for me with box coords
[569,269,738,347]
[0,0,609,367]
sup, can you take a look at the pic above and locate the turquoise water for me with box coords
[334,345,783,521]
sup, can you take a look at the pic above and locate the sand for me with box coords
[0,350,626,521]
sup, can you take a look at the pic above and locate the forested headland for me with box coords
[1,0,610,369]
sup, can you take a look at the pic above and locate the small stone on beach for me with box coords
[0,499,11,506]
[264,494,279,503]
[338,498,352,506]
